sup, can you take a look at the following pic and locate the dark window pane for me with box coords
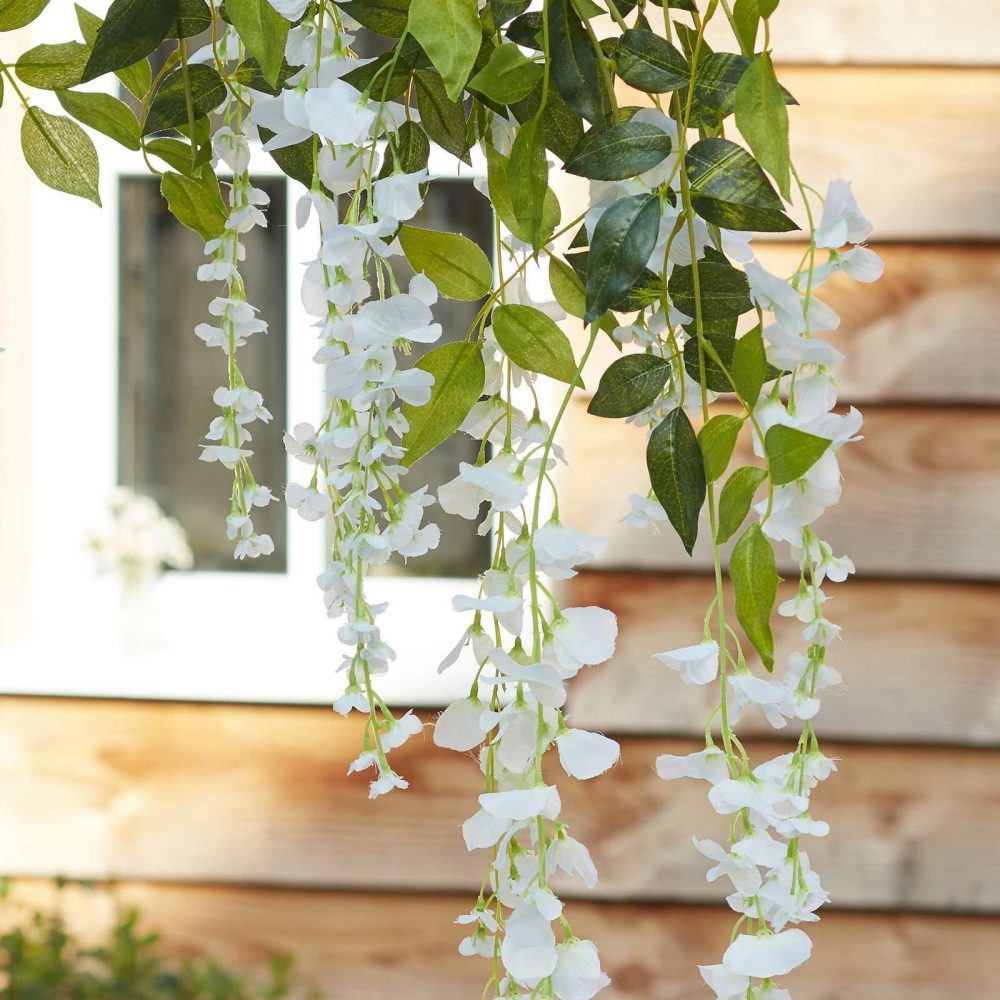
[383,179,494,579]
[118,176,288,572]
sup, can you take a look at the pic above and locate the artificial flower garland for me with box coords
[1,0,883,995]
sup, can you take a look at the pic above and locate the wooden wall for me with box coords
[3,4,1000,997]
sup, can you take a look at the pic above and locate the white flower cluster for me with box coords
[88,486,193,588]
[194,36,276,560]
[431,124,617,1000]
[264,9,443,796]
[642,181,880,995]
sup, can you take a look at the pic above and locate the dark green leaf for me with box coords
[506,10,542,48]
[731,523,778,670]
[565,121,671,181]
[587,353,670,417]
[687,136,782,210]
[20,107,100,205]
[81,0,178,83]
[547,0,605,128]
[585,193,661,323]
[469,43,542,103]
[570,249,663,314]
[764,425,831,485]
[261,130,314,187]
[16,42,88,90]
[509,116,550,251]
[168,0,210,38]
[732,324,766,405]
[380,120,430,177]
[0,0,50,31]
[646,408,705,555]
[160,169,227,239]
[233,56,300,95]
[398,225,493,300]
[548,255,586,320]
[510,82,585,162]
[699,414,743,482]
[145,136,200,174]
[224,0,290,88]
[414,69,470,162]
[735,52,790,199]
[75,3,151,99]
[402,341,486,464]
[683,328,782,394]
[717,465,767,543]
[342,49,413,100]
[691,196,797,232]
[669,259,752,321]
[614,27,688,93]
[492,304,579,384]
[142,63,226,136]
[56,89,140,150]
[490,0,529,24]
[341,0,411,37]
[407,0,480,101]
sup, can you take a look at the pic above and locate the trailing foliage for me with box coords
[0,0,881,995]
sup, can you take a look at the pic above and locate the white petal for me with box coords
[723,929,812,978]
[556,729,620,780]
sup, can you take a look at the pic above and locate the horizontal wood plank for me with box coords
[559,405,1000,579]
[563,575,1000,746]
[6,880,998,999]
[1,698,998,911]
[704,1,1000,66]
[577,244,1000,406]
[608,67,1000,240]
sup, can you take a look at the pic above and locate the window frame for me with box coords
[2,5,492,707]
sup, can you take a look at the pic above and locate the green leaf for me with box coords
[402,341,486,464]
[16,42,89,90]
[587,353,670,417]
[81,0,178,83]
[548,255,587,320]
[342,48,413,100]
[341,0,411,37]
[398,225,493,301]
[491,0,529,25]
[21,107,100,205]
[730,523,779,670]
[585,193,661,323]
[75,4,151,99]
[407,0,480,101]
[735,53,790,199]
[699,414,743,482]
[669,259,752,321]
[547,0,605,127]
[492,305,579,384]
[413,69,470,162]
[731,0,760,55]
[263,132,314,188]
[508,116,550,251]
[484,139,559,245]
[0,74,4,107]
[56,89,140,150]
[683,333,735,393]
[614,27,688,93]
[759,0,780,17]
[509,81,584,162]
[732,325,766,405]
[145,136,199,174]
[143,63,226,136]
[717,465,767,543]
[379,120,430,177]
[764,425,831,486]
[233,55,300,96]
[647,408,705,555]
[167,0,210,37]
[224,0,290,88]
[469,43,542,103]
[565,121,672,181]
[0,0,50,31]
[160,169,227,240]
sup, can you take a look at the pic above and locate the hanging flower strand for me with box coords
[262,3,444,795]
[194,24,277,558]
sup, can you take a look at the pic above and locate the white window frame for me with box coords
[0,2,496,707]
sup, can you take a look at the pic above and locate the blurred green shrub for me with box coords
[0,881,322,999]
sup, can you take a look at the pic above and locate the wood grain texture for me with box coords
[1,698,998,911]
[563,574,1000,746]
[610,67,1000,240]
[703,1,1000,66]
[559,404,1000,579]
[577,244,1000,406]
[6,880,999,999]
